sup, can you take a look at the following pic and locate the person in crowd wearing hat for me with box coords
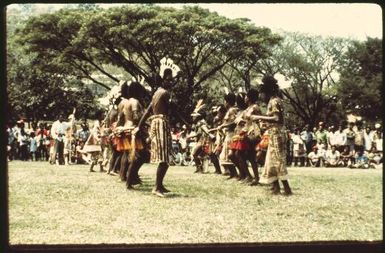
[134,58,184,197]
[247,75,292,195]
[307,146,323,167]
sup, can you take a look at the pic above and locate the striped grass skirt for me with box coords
[149,115,172,164]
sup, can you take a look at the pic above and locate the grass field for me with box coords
[7,161,383,245]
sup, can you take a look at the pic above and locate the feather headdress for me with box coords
[191,99,206,117]
[159,57,180,78]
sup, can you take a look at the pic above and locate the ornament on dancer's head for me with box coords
[375,123,381,129]
[191,99,206,117]
[238,87,245,93]
[131,75,151,92]
[159,57,180,78]
[223,87,229,95]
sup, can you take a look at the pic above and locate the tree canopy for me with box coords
[7,4,382,128]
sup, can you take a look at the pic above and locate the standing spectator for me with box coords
[7,123,16,161]
[300,124,313,155]
[372,123,383,152]
[36,123,49,161]
[12,121,22,160]
[292,128,306,166]
[324,145,343,167]
[50,115,68,165]
[334,124,347,153]
[307,146,323,167]
[315,122,328,149]
[17,121,29,161]
[29,132,38,161]
[364,126,374,152]
[344,122,356,156]
[354,121,365,154]
[327,125,335,148]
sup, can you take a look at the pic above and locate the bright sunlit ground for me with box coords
[7,161,383,244]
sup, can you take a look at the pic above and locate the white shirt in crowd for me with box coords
[51,120,69,142]
[332,130,347,146]
[325,149,341,165]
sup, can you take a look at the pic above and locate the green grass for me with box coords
[7,161,383,244]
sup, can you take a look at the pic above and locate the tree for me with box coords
[16,4,280,120]
[7,10,103,122]
[336,37,382,122]
[255,32,350,128]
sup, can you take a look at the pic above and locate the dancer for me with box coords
[248,76,292,195]
[135,58,182,197]
[190,100,217,174]
[217,92,239,179]
[123,81,150,189]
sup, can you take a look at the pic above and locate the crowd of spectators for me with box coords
[169,120,383,170]
[287,121,383,169]
[7,117,383,171]
[6,118,92,165]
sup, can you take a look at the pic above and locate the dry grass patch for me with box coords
[8,161,382,244]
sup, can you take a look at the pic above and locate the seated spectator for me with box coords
[324,145,344,167]
[307,146,323,167]
[367,146,383,169]
[349,150,370,169]
[340,146,353,167]
[316,142,327,158]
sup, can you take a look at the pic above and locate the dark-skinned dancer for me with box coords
[134,58,187,197]
[247,76,292,195]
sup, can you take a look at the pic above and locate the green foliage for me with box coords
[336,37,382,122]
[14,5,280,121]
[256,32,349,128]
